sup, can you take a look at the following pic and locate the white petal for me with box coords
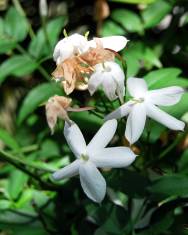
[88,71,102,95]
[79,161,106,203]
[64,122,86,158]
[146,86,184,106]
[87,119,117,154]
[88,36,128,52]
[53,34,89,64]
[104,100,133,121]
[104,61,125,102]
[127,77,148,98]
[89,61,125,102]
[100,36,128,51]
[53,39,74,63]
[102,75,117,101]
[52,160,80,180]
[111,64,125,103]
[146,103,185,131]
[125,103,146,144]
[92,147,136,168]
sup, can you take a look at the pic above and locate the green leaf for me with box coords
[123,42,162,76]
[4,7,28,41]
[7,169,28,200]
[137,212,174,235]
[101,20,125,36]
[178,149,188,173]
[0,55,38,84]
[18,83,63,124]
[124,53,140,77]
[70,111,103,132]
[38,139,60,159]
[111,9,143,33]
[123,42,143,77]
[109,0,156,4]
[144,68,182,89]
[0,128,20,150]
[29,16,67,59]
[149,174,188,199]
[164,93,188,118]
[144,47,162,69]
[0,38,17,54]
[109,170,149,197]
[0,200,12,210]
[0,18,3,34]
[141,0,173,29]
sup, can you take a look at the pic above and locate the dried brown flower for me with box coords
[52,40,114,95]
[46,95,94,133]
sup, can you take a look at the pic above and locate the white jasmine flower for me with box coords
[88,61,125,103]
[53,33,89,64]
[88,36,128,52]
[53,119,136,203]
[105,77,185,144]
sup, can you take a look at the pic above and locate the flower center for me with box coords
[132,97,145,103]
[102,63,111,72]
[80,154,89,162]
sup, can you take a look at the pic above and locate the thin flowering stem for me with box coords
[89,109,104,119]
[10,144,39,154]
[0,149,53,173]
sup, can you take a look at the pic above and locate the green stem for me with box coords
[0,149,43,181]
[0,149,53,173]
[0,149,59,190]
[11,144,38,154]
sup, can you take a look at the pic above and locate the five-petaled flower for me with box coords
[105,77,185,144]
[52,119,136,203]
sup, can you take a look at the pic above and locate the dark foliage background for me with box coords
[0,0,188,234]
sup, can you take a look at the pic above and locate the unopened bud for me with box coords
[39,0,48,17]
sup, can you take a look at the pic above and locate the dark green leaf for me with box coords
[29,17,67,59]
[101,20,125,36]
[4,7,28,41]
[112,9,143,33]
[0,55,38,84]
[137,212,174,235]
[18,83,63,124]
[7,169,28,200]
[164,93,188,118]
[144,68,182,89]
[178,149,188,173]
[149,174,188,198]
[0,38,17,54]
[0,128,20,150]
[0,200,12,210]
[141,0,173,29]
[38,139,60,159]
